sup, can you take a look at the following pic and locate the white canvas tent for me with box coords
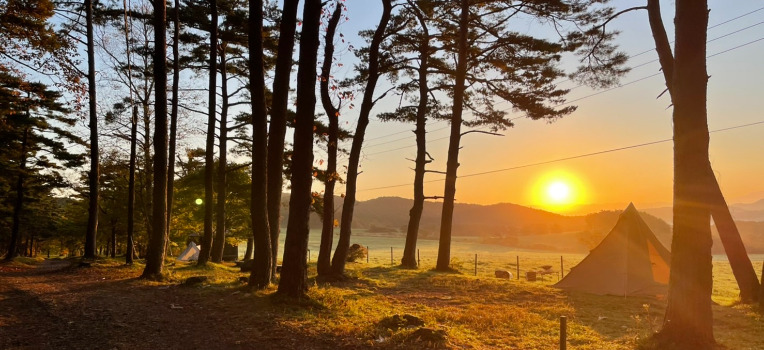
[177,242,200,261]
[554,203,671,296]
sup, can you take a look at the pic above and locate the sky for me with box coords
[317,0,764,214]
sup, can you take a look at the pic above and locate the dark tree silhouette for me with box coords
[317,1,343,278]
[431,0,621,271]
[141,0,168,278]
[645,0,759,304]
[0,76,82,260]
[119,0,138,265]
[126,106,138,264]
[399,1,435,269]
[248,0,272,289]
[278,0,322,297]
[331,0,393,277]
[198,0,218,265]
[266,0,299,279]
[165,0,181,257]
[435,0,468,271]
[83,0,99,259]
[655,0,715,347]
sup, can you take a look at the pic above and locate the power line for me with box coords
[358,120,764,192]
[363,34,764,157]
[510,35,764,109]
[357,6,764,145]
[364,124,450,149]
[613,5,764,61]
[708,36,764,58]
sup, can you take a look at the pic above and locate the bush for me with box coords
[346,244,367,262]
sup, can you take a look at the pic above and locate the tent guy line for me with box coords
[357,119,764,192]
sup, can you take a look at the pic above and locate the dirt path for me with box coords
[0,260,347,350]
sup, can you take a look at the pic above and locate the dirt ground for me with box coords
[0,260,350,350]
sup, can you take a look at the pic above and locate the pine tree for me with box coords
[428,0,624,271]
[331,0,394,278]
[645,0,759,304]
[316,0,344,278]
[266,0,299,279]
[141,0,169,279]
[0,73,84,260]
[277,0,323,297]
[655,0,715,346]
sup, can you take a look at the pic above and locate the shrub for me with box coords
[346,244,367,262]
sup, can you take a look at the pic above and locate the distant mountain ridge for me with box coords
[645,198,764,223]
[280,195,764,254]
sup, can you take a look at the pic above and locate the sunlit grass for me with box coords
[60,244,764,349]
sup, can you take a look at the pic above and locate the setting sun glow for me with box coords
[547,182,571,202]
[528,170,587,213]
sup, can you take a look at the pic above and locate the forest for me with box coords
[1,0,763,349]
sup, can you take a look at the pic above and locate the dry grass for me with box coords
[5,252,762,349]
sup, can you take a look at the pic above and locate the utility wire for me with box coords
[358,120,764,192]
[363,34,764,157]
[363,10,764,147]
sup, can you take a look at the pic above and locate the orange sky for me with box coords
[334,2,764,214]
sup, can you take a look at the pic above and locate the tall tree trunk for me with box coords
[331,0,392,277]
[198,0,218,265]
[140,101,153,239]
[401,2,430,269]
[84,0,99,259]
[317,1,342,278]
[647,0,759,303]
[6,128,29,261]
[212,50,229,263]
[166,0,181,258]
[141,0,169,279]
[126,106,138,264]
[249,0,272,289]
[266,0,299,279]
[436,0,468,271]
[277,0,322,297]
[122,0,136,265]
[657,0,715,347]
[708,179,760,302]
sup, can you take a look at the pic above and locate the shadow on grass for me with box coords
[565,291,665,342]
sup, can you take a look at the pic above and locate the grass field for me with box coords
[185,230,764,349]
[240,230,763,305]
[16,233,756,349]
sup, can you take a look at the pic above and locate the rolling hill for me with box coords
[279,195,764,254]
[282,196,675,253]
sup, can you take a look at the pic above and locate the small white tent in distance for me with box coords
[177,242,200,261]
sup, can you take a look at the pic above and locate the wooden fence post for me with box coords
[516,256,520,280]
[560,316,567,350]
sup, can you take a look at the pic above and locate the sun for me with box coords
[547,181,571,203]
[528,170,586,212]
